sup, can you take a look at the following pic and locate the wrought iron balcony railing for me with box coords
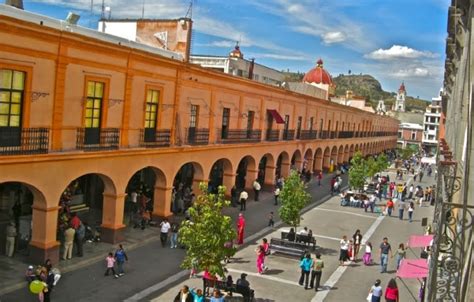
[139,129,171,147]
[76,128,119,151]
[217,129,261,144]
[300,130,317,140]
[265,129,280,141]
[282,129,295,141]
[185,128,209,145]
[0,127,49,155]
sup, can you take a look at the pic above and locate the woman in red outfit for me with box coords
[384,278,399,302]
[237,213,245,245]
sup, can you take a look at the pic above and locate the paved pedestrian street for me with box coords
[152,173,434,302]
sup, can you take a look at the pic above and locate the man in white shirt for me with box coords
[239,190,249,211]
[253,180,261,201]
[159,218,171,247]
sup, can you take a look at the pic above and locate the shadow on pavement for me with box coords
[263,268,284,275]
[315,246,338,256]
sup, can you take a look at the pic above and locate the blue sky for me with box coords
[23,0,449,100]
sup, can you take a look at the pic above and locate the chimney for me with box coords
[5,0,24,9]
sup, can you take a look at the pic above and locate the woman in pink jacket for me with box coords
[384,278,399,302]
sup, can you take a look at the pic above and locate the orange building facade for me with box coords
[0,9,399,264]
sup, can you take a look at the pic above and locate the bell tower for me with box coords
[395,82,406,112]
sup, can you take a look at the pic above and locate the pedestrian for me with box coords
[210,289,225,302]
[393,243,406,270]
[274,186,280,205]
[62,225,75,260]
[114,244,128,276]
[189,287,205,302]
[408,201,415,222]
[104,252,118,278]
[252,179,261,201]
[352,229,363,261]
[419,170,424,182]
[230,185,238,207]
[398,200,405,220]
[408,184,414,199]
[5,221,17,257]
[170,221,179,248]
[310,253,324,291]
[384,278,399,302]
[317,171,322,186]
[255,245,265,274]
[237,213,245,245]
[386,199,394,216]
[330,177,336,195]
[379,237,392,273]
[298,252,313,289]
[75,222,85,257]
[173,285,194,302]
[239,189,248,211]
[159,218,171,247]
[363,242,373,265]
[261,238,270,270]
[267,211,274,227]
[368,279,383,302]
[339,235,350,266]
[189,258,198,278]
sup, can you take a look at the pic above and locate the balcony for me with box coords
[338,131,353,139]
[185,128,209,145]
[76,128,120,151]
[300,130,317,140]
[0,127,49,155]
[282,129,295,141]
[329,131,336,139]
[139,129,171,148]
[266,129,280,141]
[217,129,261,144]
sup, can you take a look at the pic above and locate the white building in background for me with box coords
[190,44,284,87]
[394,82,406,112]
[422,89,442,154]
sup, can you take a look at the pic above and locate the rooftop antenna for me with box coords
[185,0,194,19]
[141,0,145,19]
[89,0,94,28]
[100,0,105,19]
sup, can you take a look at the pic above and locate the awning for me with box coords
[408,235,434,248]
[267,109,285,124]
[396,259,429,279]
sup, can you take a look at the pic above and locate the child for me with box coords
[267,211,274,227]
[363,242,373,265]
[368,279,383,302]
[105,252,118,278]
[189,258,198,278]
[190,288,205,302]
[408,202,415,222]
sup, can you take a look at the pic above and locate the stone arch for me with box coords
[323,147,331,171]
[208,158,234,195]
[276,151,290,178]
[124,166,168,221]
[291,149,303,170]
[173,162,205,194]
[313,148,323,172]
[235,155,257,190]
[344,145,350,163]
[258,153,276,188]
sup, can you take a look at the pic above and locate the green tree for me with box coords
[366,156,378,179]
[178,183,236,277]
[375,153,390,173]
[278,170,311,232]
[349,151,367,191]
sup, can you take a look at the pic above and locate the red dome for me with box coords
[303,59,333,85]
[398,82,406,93]
[229,43,243,59]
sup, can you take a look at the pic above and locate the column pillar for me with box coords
[222,173,236,197]
[294,159,303,171]
[101,193,126,244]
[306,158,314,172]
[264,165,276,188]
[29,206,60,265]
[192,178,208,195]
[281,163,291,178]
[245,169,259,191]
[153,186,173,219]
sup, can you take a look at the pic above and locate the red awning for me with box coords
[267,109,285,124]
[396,259,429,279]
[408,235,434,248]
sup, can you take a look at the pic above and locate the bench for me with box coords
[270,238,308,258]
[280,231,316,250]
[202,278,254,302]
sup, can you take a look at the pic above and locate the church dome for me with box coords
[398,82,406,93]
[229,43,243,59]
[303,59,333,85]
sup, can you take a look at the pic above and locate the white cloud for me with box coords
[365,45,438,60]
[322,32,347,44]
[392,67,431,78]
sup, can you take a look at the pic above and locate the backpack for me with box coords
[115,249,126,262]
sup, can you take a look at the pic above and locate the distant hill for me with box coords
[281,71,429,112]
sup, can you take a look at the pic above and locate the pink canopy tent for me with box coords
[408,235,434,248]
[397,259,429,279]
